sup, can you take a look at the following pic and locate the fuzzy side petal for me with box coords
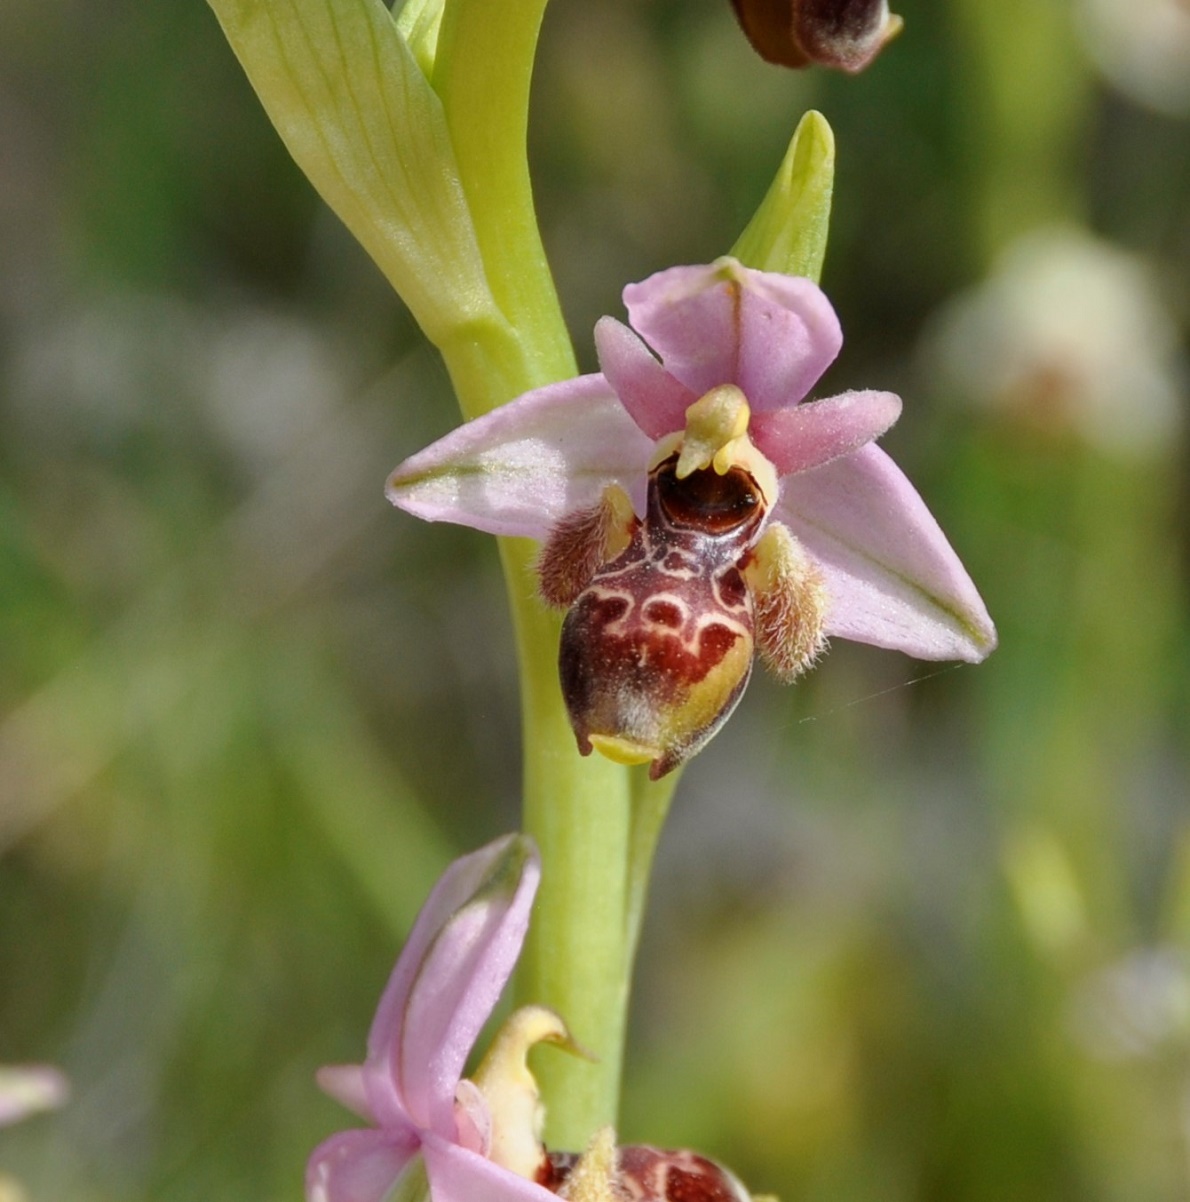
[306,1127,422,1202]
[387,377,654,537]
[622,260,843,411]
[777,445,997,660]
[753,390,902,475]
[593,317,697,438]
[422,1133,558,1202]
[365,836,539,1141]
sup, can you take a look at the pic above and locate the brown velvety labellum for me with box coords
[557,456,766,779]
[540,1146,752,1202]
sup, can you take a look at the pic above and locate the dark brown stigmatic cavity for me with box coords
[557,453,768,780]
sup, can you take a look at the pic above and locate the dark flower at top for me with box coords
[730,0,903,72]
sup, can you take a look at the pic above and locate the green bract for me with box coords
[208,0,499,348]
[731,110,835,284]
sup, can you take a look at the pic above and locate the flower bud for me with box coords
[730,0,903,72]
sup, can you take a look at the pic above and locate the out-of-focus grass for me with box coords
[1,0,1188,1199]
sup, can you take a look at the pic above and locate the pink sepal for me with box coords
[777,445,997,661]
[386,376,653,538]
[316,1065,372,1123]
[422,1132,559,1202]
[621,260,842,412]
[362,836,539,1141]
[306,1127,422,1202]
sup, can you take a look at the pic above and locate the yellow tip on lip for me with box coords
[589,734,659,767]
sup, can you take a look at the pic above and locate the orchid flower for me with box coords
[309,834,764,1202]
[388,259,995,778]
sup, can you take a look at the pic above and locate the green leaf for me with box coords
[731,109,835,284]
[208,0,501,345]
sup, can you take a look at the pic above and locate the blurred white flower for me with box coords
[0,1065,68,1128]
[0,1066,67,1202]
[1077,0,1190,116]
[1070,947,1190,1061]
[925,228,1184,458]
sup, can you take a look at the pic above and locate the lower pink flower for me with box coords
[307,834,556,1202]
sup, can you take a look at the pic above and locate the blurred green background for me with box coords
[1,0,1188,1198]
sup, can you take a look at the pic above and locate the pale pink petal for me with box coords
[622,261,842,411]
[364,836,539,1141]
[422,1133,558,1202]
[306,1127,421,1202]
[593,317,697,438]
[776,445,997,661]
[316,1065,373,1123]
[0,1066,68,1127]
[386,376,654,538]
[753,390,902,475]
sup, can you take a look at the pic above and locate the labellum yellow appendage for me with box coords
[587,734,660,767]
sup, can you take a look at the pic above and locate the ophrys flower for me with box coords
[307,834,770,1202]
[388,258,996,778]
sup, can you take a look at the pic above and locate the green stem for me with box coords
[500,538,633,1148]
[433,0,573,398]
[431,0,643,1148]
[625,769,682,968]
